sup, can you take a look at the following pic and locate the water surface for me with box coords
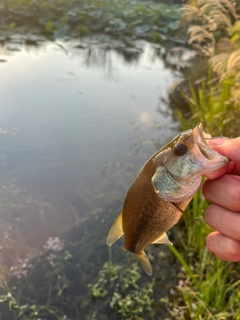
[0,36,180,319]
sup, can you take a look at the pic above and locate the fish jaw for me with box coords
[191,123,230,175]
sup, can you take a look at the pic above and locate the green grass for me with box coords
[168,191,240,319]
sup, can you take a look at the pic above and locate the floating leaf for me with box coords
[109,18,127,32]
[135,25,150,35]
[168,21,180,31]
[45,21,54,33]
[8,23,16,30]
[0,0,180,40]
[88,9,102,18]
[53,25,70,39]
[76,24,91,35]
[87,21,103,31]
[67,11,80,22]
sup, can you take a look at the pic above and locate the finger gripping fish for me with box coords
[106,123,229,275]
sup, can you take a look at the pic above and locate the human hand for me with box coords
[202,137,240,262]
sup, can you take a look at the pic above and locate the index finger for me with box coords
[209,137,240,164]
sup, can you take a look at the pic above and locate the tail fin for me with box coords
[106,213,123,246]
[136,251,152,276]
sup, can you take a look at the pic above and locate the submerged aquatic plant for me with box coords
[0,235,72,319]
[43,237,65,252]
[89,261,156,320]
[10,257,33,279]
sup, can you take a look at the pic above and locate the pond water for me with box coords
[0,36,181,319]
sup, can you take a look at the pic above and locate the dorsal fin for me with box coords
[106,212,123,246]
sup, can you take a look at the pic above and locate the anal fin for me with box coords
[106,212,123,246]
[136,251,152,276]
[152,232,172,245]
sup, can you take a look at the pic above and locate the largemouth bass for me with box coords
[106,123,229,275]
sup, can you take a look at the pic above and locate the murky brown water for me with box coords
[0,36,180,319]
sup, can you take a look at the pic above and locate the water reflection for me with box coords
[0,37,180,319]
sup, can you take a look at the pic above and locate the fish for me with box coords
[106,123,229,275]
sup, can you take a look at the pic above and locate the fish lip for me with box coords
[193,123,214,160]
[196,123,211,146]
[193,123,229,164]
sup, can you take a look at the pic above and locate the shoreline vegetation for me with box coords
[169,0,240,319]
[0,0,240,319]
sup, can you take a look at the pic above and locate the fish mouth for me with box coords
[193,123,215,160]
[192,123,229,172]
[193,123,226,162]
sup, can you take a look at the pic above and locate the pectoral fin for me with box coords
[136,251,152,276]
[152,232,173,245]
[106,212,123,246]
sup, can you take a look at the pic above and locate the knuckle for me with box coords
[230,186,240,211]
[204,204,218,227]
[226,243,240,261]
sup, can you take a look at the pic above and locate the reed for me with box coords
[176,71,239,137]
[180,0,240,137]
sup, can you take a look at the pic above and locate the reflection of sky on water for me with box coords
[0,39,179,245]
[0,38,181,319]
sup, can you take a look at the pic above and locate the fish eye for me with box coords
[174,143,188,156]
